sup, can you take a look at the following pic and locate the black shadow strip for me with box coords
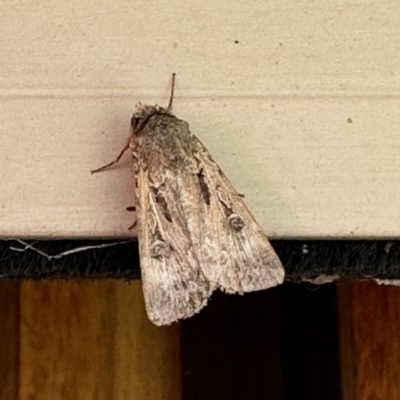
[0,239,399,280]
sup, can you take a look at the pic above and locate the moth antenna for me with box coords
[166,73,176,112]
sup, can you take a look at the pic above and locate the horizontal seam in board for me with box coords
[0,90,399,99]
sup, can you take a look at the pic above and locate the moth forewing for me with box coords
[177,134,285,294]
[93,75,285,326]
[135,165,212,326]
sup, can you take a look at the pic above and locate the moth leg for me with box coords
[91,139,130,174]
[126,206,137,230]
[166,73,176,112]
[128,218,137,230]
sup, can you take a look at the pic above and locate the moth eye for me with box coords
[131,116,141,129]
[227,214,245,232]
[150,240,171,259]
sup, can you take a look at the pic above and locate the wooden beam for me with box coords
[18,281,181,400]
[338,281,400,399]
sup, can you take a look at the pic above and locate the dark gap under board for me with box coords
[0,239,399,280]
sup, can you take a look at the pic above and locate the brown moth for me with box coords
[92,74,284,326]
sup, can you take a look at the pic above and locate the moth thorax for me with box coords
[227,214,245,231]
[150,240,171,259]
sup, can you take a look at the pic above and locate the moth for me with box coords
[92,74,285,326]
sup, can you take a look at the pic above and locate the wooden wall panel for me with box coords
[181,289,284,400]
[338,281,400,400]
[18,281,181,400]
[0,281,19,400]
[181,283,341,400]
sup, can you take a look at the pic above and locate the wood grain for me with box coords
[0,281,19,400]
[338,281,400,400]
[182,283,341,400]
[19,280,181,400]
[181,289,285,400]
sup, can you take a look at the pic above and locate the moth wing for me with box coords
[136,166,212,326]
[192,139,285,293]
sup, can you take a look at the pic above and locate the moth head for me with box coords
[131,102,167,131]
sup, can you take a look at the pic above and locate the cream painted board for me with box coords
[0,0,400,238]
